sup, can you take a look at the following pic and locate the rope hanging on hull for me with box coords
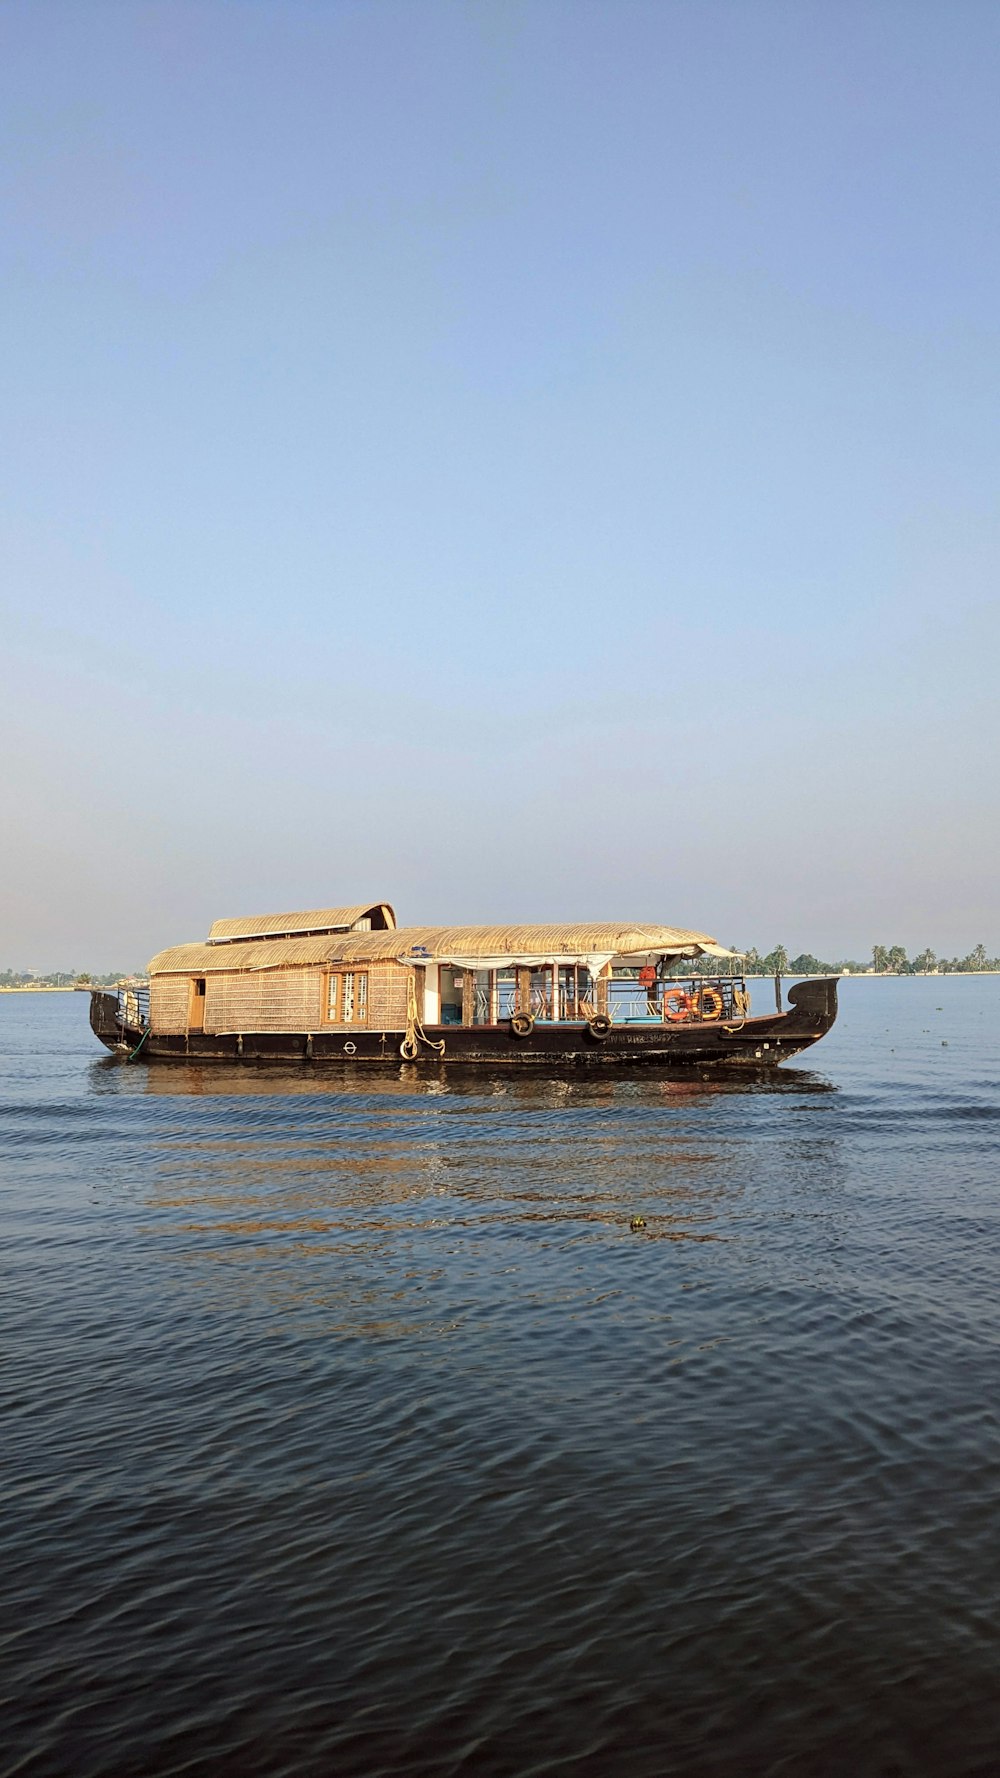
[722,986,751,1033]
[400,971,446,1061]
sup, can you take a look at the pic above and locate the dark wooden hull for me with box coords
[92,979,839,1069]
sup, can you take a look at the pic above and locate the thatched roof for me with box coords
[149,920,730,976]
[207,903,395,943]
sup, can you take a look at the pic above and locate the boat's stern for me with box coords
[88,983,149,1055]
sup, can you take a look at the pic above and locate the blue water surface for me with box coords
[2,981,999,1777]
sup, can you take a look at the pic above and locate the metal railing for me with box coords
[117,983,150,1029]
[89,983,150,1035]
[606,977,750,1024]
[479,975,751,1027]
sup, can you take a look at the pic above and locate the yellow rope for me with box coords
[722,985,751,1033]
[400,970,446,1060]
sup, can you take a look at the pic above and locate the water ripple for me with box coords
[2,982,1000,1776]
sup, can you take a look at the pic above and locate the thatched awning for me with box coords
[207,903,395,943]
[389,923,729,965]
[149,920,732,976]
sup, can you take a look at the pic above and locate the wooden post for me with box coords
[597,964,610,1017]
[517,966,531,1016]
[462,970,475,1027]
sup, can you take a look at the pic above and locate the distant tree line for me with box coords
[0,969,132,988]
[700,944,999,977]
[5,946,998,989]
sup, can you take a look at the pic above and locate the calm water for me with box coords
[3,982,999,1778]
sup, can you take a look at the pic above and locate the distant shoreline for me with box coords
[766,971,1000,979]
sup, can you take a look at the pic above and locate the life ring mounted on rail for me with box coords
[700,989,724,1022]
[665,991,694,1023]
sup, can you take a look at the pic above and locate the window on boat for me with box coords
[326,970,368,1023]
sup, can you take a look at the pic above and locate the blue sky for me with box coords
[2,1,998,968]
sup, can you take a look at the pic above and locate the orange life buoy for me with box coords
[700,988,723,1021]
[665,990,693,1022]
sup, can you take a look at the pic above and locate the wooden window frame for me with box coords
[325,968,369,1025]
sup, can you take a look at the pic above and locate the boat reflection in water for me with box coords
[135,1058,837,1102]
[105,1059,840,1343]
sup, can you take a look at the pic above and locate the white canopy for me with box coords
[406,943,736,973]
[430,953,618,975]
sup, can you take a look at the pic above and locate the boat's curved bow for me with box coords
[785,975,840,1029]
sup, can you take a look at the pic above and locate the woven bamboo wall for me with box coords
[375,962,409,1029]
[151,962,410,1034]
[150,977,191,1034]
[205,968,322,1033]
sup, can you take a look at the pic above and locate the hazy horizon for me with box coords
[3,2,998,972]
[3,919,996,982]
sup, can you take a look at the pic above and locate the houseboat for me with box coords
[88,900,839,1067]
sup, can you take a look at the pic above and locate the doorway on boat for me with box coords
[439,966,464,1025]
[188,978,207,1030]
